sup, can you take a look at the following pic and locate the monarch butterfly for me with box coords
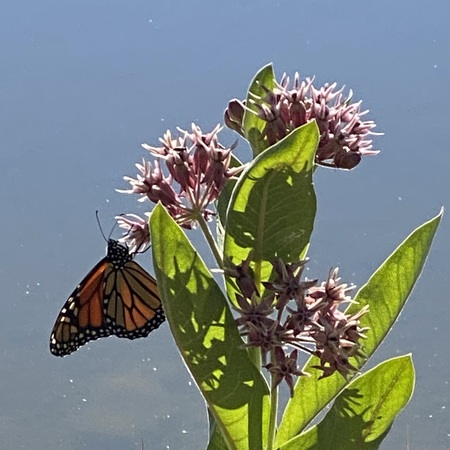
[50,239,165,357]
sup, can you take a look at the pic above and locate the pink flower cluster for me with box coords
[117,124,242,249]
[225,72,380,169]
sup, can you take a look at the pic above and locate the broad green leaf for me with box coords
[224,121,318,296]
[150,204,270,450]
[242,63,276,156]
[276,208,443,447]
[279,355,414,450]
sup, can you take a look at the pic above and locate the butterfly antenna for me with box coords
[95,210,109,242]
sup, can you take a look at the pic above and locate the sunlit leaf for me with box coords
[276,208,443,447]
[150,204,270,450]
[224,121,318,298]
[279,356,414,450]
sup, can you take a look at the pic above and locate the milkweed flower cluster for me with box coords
[229,257,369,396]
[117,124,243,247]
[225,72,380,169]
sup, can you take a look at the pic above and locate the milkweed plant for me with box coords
[117,64,442,450]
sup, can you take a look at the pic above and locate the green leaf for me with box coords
[279,355,414,450]
[242,63,276,156]
[224,121,319,295]
[150,204,270,450]
[276,208,443,447]
[216,153,244,255]
[208,417,231,450]
[207,409,230,450]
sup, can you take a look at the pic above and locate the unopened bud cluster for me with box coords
[229,257,369,396]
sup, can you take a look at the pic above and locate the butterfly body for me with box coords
[50,239,165,357]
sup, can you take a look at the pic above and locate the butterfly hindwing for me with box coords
[104,260,165,338]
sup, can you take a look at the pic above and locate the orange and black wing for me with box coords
[104,260,165,339]
[50,258,113,357]
[50,239,165,357]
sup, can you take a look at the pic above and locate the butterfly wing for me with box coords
[51,239,165,356]
[104,260,165,339]
[50,258,113,357]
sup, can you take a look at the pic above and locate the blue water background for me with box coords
[0,1,449,448]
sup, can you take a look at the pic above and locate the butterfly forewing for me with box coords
[50,239,165,357]
[50,259,113,356]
